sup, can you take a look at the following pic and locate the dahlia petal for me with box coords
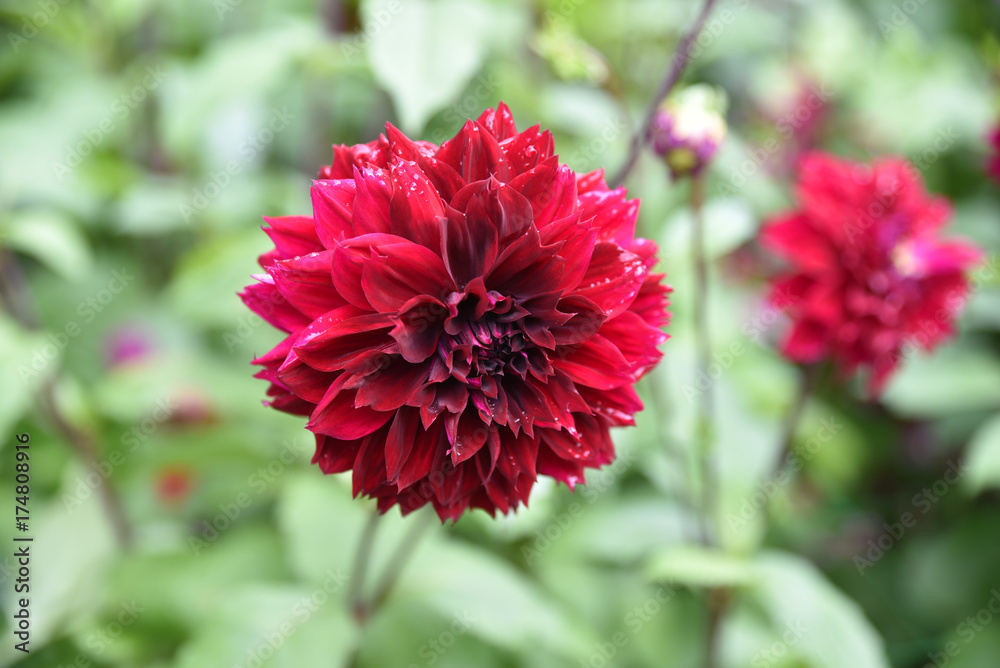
[361,240,455,312]
[477,102,518,142]
[441,205,499,287]
[293,307,394,372]
[553,334,632,390]
[391,295,447,363]
[310,378,392,440]
[271,252,346,318]
[576,168,608,194]
[500,125,555,175]
[507,157,578,227]
[355,357,430,411]
[352,166,392,235]
[577,187,639,246]
[395,419,446,490]
[436,120,511,183]
[385,407,420,483]
[310,180,356,247]
[782,320,829,362]
[262,215,323,258]
[240,281,311,333]
[389,158,446,250]
[760,212,834,272]
[450,409,489,465]
[314,433,364,474]
[573,243,648,318]
[535,446,584,489]
[599,310,667,376]
[277,351,337,404]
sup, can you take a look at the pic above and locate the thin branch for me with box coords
[370,509,434,610]
[611,0,720,187]
[774,363,822,473]
[0,249,132,549]
[691,174,715,547]
[348,506,381,623]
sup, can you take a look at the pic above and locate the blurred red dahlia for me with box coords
[761,153,982,394]
[241,103,670,521]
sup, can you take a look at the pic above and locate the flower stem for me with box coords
[690,173,724,668]
[348,507,380,623]
[772,363,822,484]
[345,506,434,667]
[611,0,720,187]
[690,174,715,547]
[370,509,433,611]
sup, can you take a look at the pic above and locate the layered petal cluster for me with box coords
[241,103,670,521]
[761,153,982,393]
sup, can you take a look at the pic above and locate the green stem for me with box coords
[690,174,715,547]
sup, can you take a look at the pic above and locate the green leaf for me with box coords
[963,415,1000,494]
[881,345,1000,418]
[644,545,758,588]
[3,209,92,280]
[364,0,511,133]
[752,552,891,668]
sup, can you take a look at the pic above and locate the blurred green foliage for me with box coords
[1,0,999,667]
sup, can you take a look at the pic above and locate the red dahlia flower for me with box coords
[241,103,670,521]
[761,153,982,394]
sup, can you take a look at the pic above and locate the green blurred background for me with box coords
[1,0,1000,666]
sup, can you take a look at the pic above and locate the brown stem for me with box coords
[0,249,132,549]
[611,0,721,187]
